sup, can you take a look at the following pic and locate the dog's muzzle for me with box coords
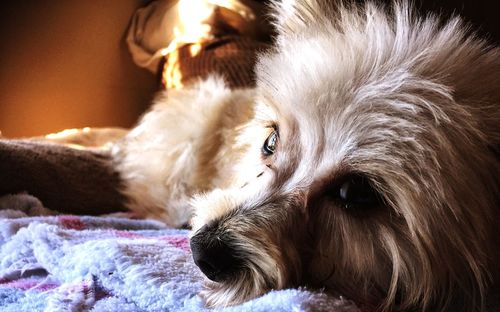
[190,224,241,282]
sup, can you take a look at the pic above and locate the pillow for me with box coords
[126,0,272,88]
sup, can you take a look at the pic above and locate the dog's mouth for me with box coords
[189,222,287,307]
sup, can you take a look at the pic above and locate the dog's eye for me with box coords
[335,174,382,211]
[262,130,278,156]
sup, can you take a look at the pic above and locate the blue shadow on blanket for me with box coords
[0,194,359,312]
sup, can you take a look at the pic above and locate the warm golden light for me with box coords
[43,127,127,150]
[177,0,214,43]
[161,0,256,89]
[161,0,218,88]
[45,128,81,139]
[159,0,214,58]
[189,43,203,57]
[209,0,255,20]
[164,49,184,89]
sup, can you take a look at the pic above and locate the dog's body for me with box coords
[112,1,500,310]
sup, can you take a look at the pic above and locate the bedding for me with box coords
[0,138,127,216]
[0,193,361,311]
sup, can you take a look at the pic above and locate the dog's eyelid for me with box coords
[264,122,279,132]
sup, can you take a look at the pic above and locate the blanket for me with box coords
[0,139,127,215]
[0,193,361,312]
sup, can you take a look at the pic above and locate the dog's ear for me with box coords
[270,0,338,44]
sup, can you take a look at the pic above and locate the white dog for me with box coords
[112,1,500,310]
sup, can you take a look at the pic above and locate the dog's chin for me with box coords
[200,267,277,308]
[198,241,296,307]
[201,275,265,308]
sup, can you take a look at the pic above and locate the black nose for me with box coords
[190,226,239,282]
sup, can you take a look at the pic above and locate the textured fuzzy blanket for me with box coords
[0,193,360,312]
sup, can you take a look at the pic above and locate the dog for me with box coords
[112,0,500,310]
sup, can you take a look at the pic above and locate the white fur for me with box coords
[113,1,500,310]
[112,77,254,227]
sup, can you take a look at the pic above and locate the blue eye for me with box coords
[262,130,278,156]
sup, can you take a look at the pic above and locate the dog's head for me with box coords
[190,1,500,310]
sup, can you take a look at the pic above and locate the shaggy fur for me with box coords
[113,1,500,311]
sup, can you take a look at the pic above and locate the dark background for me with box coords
[394,0,499,43]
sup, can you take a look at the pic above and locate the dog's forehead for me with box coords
[253,5,496,192]
[256,39,380,176]
[258,37,355,112]
[255,28,462,182]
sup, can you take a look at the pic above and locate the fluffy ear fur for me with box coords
[270,0,500,149]
[271,0,340,45]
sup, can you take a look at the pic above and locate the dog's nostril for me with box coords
[196,259,218,277]
[190,233,239,282]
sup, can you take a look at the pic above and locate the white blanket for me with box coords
[0,194,360,312]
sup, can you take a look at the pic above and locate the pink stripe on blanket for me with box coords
[0,278,59,291]
[107,230,191,252]
[58,216,86,230]
[110,230,144,239]
[158,235,191,252]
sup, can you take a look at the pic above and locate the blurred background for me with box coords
[0,0,498,138]
[0,0,158,138]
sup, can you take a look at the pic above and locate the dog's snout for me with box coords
[190,225,239,282]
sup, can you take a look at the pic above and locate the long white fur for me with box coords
[114,1,500,310]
